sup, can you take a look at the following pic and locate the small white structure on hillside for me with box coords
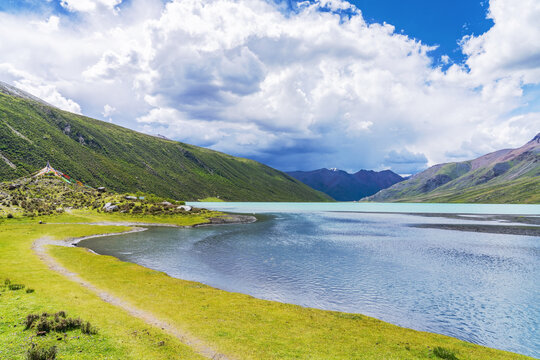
[36,161,62,177]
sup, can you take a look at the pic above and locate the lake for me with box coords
[81,202,540,358]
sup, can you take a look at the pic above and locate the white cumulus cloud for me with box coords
[102,104,116,119]
[0,0,538,173]
[462,0,540,84]
[0,63,82,114]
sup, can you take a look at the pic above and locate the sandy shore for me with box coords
[413,213,540,225]
[194,214,257,226]
[411,223,540,236]
[406,213,540,236]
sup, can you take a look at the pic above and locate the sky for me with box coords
[0,0,539,174]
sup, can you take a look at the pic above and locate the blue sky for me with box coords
[279,0,494,65]
[0,0,538,174]
[347,0,494,65]
[0,0,66,14]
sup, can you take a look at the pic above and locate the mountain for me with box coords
[286,168,404,201]
[0,82,331,202]
[365,134,540,203]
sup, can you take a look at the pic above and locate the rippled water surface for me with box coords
[82,205,540,358]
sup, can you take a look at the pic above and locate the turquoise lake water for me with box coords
[187,201,540,215]
[82,203,540,357]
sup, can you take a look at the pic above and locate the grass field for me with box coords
[197,197,225,202]
[0,223,205,359]
[0,211,533,359]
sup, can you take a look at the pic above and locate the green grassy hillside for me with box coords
[366,135,540,203]
[0,91,330,202]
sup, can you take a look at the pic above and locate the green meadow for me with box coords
[0,210,532,359]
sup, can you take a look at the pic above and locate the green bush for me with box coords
[433,346,459,360]
[25,311,97,335]
[55,311,66,318]
[36,318,52,333]
[61,317,82,331]
[25,314,40,329]
[8,283,25,290]
[26,343,57,360]
[81,321,98,335]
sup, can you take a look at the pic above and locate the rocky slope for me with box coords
[0,175,196,218]
[365,134,540,203]
[287,168,404,201]
[0,83,330,202]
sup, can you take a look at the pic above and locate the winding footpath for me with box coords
[32,230,235,360]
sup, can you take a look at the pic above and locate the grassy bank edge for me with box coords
[0,222,209,359]
[41,215,533,360]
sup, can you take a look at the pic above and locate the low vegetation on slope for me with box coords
[0,90,329,202]
[366,134,540,203]
[0,176,210,219]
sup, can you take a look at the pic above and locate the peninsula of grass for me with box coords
[198,197,225,202]
[0,211,533,359]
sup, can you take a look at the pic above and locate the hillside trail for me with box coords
[32,235,235,360]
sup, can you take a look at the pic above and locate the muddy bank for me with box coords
[197,214,257,226]
[412,213,540,225]
[410,223,540,236]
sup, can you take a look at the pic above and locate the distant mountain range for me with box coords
[0,81,330,202]
[287,168,404,201]
[365,134,540,203]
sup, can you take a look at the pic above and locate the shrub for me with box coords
[8,283,25,291]
[25,311,98,335]
[131,205,142,214]
[81,321,98,335]
[63,317,82,331]
[26,288,35,293]
[25,314,40,329]
[6,213,13,219]
[433,346,459,360]
[26,343,57,360]
[53,319,68,332]
[36,318,52,333]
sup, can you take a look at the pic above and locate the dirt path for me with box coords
[33,235,235,360]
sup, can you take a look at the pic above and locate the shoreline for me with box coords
[44,213,258,247]
[410,223,540,236]
[29,213,259,357]
[410,212,540,225]
[33,233,233,360]
[27,213,536,359]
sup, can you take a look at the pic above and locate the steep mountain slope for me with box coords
[0,85,330,202]
[287,168,404,201]
[366,134,540,203]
